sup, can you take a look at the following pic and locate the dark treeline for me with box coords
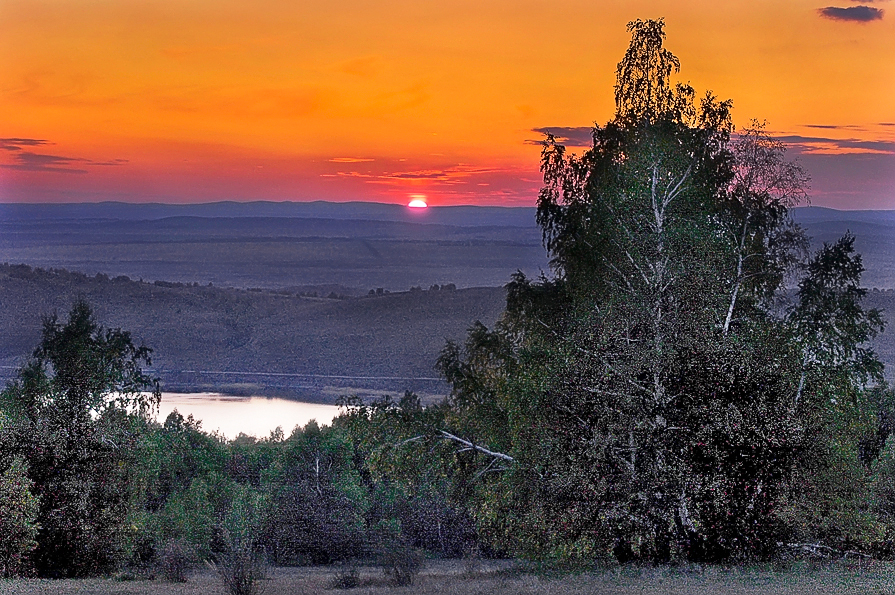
[2,17,895,580]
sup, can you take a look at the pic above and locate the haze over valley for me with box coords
[1,201,894,401]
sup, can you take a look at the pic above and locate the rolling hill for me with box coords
[1,201,893,398]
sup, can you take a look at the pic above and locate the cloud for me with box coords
[777,134,895,154]
[320,163,508,192]
[1,152,89,174]
[802,124,866,131]
[528,126,594,147]
[818,6,884,21]
[0,137,50,151]
[0,138,128,173]
[329,157,375,163]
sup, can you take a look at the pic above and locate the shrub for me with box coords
[0,457,39,577]
[212,486,268,595]
[158,539,194,583]
[210,538,268,595]
[329,561,360,589]
[377,537,424,587]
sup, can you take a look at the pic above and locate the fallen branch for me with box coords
[439,431,515,462]
[395,435,426,447]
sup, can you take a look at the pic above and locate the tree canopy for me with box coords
[427,17,886,563]
[0,301,160,576]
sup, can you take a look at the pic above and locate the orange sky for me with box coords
[1,0,893,207]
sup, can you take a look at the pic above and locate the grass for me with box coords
[3,560,895,595]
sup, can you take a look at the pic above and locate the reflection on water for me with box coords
[156,393,341,439]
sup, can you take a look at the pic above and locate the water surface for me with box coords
[157,393,340,439]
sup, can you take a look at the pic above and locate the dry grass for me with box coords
[3,560,895,595]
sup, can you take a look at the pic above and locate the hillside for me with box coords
[1,202,894,397]
[0,264,506,402]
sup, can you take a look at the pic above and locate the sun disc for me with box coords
[408,199,428,208]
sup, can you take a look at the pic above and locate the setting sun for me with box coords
[408,196,428,208]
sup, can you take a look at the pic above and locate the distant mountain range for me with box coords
[1,201,893,398]
[0,200,539,227]
[2,201,893,289]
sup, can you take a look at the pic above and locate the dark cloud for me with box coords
[528,126,594,147]
[802,124,865,131]
[1,152,88,174]
[0,138,50,151]
[0,138,129,174]
[777,134,895,154]
[818,6,884,21]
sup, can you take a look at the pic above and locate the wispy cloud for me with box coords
[818,5,884,21]
[1,152,89,174]
[329,157,375,163]
[338,56,380,78]
[778,134,895,154]
[527,126,593,147]
[0,137,128,173]
[0,137,50,151]
[802,124,866,131]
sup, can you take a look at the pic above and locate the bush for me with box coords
[329,561,360,589]
[211,539,268,595]
[213,486,268,595]
[158,539,194,583]
[0,457,39,577]
[376,537,424,587]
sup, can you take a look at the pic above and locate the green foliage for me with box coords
[335,393,481,557]
[213,485,269,595]
[155,478,219,560]
[260,421,368,564]
[414,18,886,565]
[0,300,160,577]
[0,457,40,577]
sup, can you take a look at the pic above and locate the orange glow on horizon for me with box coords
[1,0,892,208]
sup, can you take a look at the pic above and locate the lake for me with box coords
[156,393,341,439]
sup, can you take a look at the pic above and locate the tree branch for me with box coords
[439,431,515,462]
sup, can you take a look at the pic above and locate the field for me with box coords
[2,560,895,595]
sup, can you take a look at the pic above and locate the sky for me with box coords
[1,0,893,208]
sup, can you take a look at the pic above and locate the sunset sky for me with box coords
[1,0,893,208]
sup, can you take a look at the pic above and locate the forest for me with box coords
[1,18,894,591]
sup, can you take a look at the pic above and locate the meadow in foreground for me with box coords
[3,560,895,595]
